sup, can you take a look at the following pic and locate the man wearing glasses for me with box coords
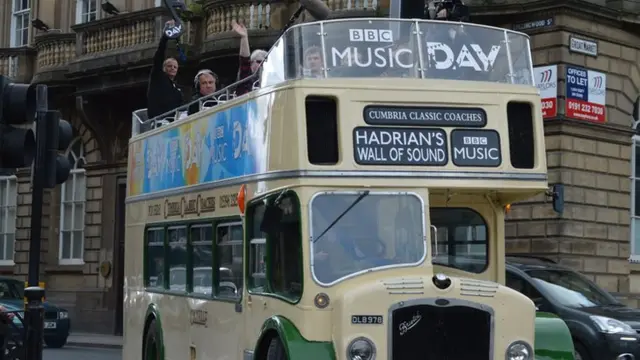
[232,20,267,95]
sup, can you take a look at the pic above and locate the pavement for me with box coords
[65,332,123,350]
[44,345,121,360]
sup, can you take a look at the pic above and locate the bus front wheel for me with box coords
[266,336,286,360]
[143,319,162,360]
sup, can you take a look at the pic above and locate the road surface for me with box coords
[44,346,122,360]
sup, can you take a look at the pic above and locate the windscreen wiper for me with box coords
[312,190,370,243]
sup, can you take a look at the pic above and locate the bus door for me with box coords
[243,190,304,353]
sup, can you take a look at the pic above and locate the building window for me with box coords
[631,136,640,261]
[0,177,17,265]
[59,138,86,265]
[10,0,30,47]
[76,0,98,24]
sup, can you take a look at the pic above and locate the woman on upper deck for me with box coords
[233,20,266,96]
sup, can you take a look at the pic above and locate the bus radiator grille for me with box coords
[391,304,491,360]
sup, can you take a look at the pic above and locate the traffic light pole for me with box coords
[25,84,48,360]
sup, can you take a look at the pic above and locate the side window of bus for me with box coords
[146,228,165,289]
[248,191,303,301]
[168,226,188,292]
[430,208,488,273]
[217,222,243,299]
[191,224,214,296]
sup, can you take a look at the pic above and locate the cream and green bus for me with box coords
[124,17,575,360]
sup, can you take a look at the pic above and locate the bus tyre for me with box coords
[266,337,286,360]
[144,319,162,360]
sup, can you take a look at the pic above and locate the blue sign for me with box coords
[566,66,588,101]
[565,65,606,123]
[128,99,268,196]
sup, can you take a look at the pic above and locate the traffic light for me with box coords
[0,75,36,170]
[42,111,73,189]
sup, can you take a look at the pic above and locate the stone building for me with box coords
[476,1,640,305]
[1,0,640,334]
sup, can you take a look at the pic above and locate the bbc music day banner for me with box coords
[534,65,558,119]
[127,99,268,197]
[565,65,606,123]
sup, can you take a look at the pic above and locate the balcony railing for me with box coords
[0,54,19,79]
[71,7,170,57]
[203,0,378,39]
[324,0,379,12]
[0,47,36,83]
[206,2,273,35]
[35,33,76,70]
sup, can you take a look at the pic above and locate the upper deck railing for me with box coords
[132,18,533,138]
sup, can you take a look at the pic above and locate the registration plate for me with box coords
[44,322,56,329]
[351,315,383,325]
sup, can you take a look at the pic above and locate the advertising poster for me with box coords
[534,65,558,119]
[565,65,606,123]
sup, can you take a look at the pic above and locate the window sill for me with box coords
[0,264,15,275]
[58,259,85,266]
[629,255,640,273]
[45,264,84,274]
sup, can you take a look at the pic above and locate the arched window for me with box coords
[59,137,86,265]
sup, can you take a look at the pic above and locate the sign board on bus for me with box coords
[565,66,606,123]
[450,129,501,167]
[534,65,558,119]
[330,25,503,75]
[353,127,448,166]
[363,106,486,127]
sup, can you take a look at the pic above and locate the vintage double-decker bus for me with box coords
[124,16,575,360]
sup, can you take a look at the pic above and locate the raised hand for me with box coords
[231,20,247,37]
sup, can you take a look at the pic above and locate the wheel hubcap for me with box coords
[575,351,582,360]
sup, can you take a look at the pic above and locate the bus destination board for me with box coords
[450,129,501,167]
[363,105,486,127]
[353,127,448,166]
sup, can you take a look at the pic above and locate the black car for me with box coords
[0,277,70,349]
[506,256,638,360]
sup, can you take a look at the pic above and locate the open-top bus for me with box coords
[124,16,575,360]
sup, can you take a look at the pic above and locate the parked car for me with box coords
[0,277,70,348]
[506,255,638,360]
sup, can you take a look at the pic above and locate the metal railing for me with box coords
[131,74,260,137]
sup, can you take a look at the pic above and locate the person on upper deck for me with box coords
[233,20,266,96]
[303,46,324,78]
[147,20,184,120]
[187,70,219,116]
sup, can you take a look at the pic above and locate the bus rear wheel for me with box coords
[266,336,286,360]
[144,319,162,360]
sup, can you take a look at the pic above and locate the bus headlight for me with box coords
[506,340,532,360]
[347,337,376,360]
